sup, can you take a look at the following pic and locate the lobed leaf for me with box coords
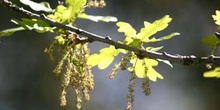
[78,13,118,22]
[203,67,220,78]
[47,5,67,23]
[201,35,220,46]
[66,0,86,14]
[146,66,164,82]
[11,18,51,33]
[20,0,53,12]
[138,15,172,41]
[157,59,173,68]
[64,0,86,23]
[0,27,25,37]
[116,22,137,38]
[212,10,220,25]
[145,32,180,42]
[87,46,121,69]
[146,46,173,68]
[146,46,163,51]
[129,58,163,82]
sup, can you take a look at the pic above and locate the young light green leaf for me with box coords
[55,35,66,45]
[145,32,179,42]
[0,27,25,37]
[11,18,50,33]
[138,15,172,41]
[87,46,120,69]
[20,0,53,12]
[146,66,164,82]
[212,10,220,25]
[116,22,137,38]
[146,46,163,51]
[47,5,67,23]
[201,35,220,46]
[66,0,86,14]
[129,39,141,47]
[78,13,118,22]
[63,0,86,23]
[157,59,173,68]
[129,58,163,82]
[203,67,220,78]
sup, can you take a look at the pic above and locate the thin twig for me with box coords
[1,0,220,66]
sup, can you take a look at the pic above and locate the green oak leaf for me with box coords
[116,22,137,38]
[66,0,86,14]
[116,22,137,45]
[137,15,172,42]
[201,35,220,46]
[146,32,180,42]
[129,58,163,82]
[20,0,53,12]
[203,67,220,78]
[146,46,163,51]
[157,59,173,68]
[213,10,220,25]
[0,27,25,37]
[129,39,141,47]
[11,18,51,33]
[87,46,122,69]
[55,35,66,45]
[47,5,67,23]
[145,46,173,67]
[78,13,118,22]
[64,0,86,23]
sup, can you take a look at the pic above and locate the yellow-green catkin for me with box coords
[75,88,82,110]
[142,61,151,96]
[126,71,135,110]
[109,62,121,79]
[86,0,106,8]
[60,58,72,106]
[142,76,151,96]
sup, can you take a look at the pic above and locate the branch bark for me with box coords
[1,0,220,66]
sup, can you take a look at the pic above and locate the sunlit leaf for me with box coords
[157,59,173,68]
[116,22,137,38]
[144,58,158,66]
[138,15,172,41]
[64,0,86,23]
[78,13,118,22]
[201,35,220,46]
[203,67,220,78]
[129,39,141,47]
[86,54,100,66]
[212,10,220,25]
[0,27,25,37]
[20,0,53,12]
[11,18,50,33]
[62,9,73,23]
[66,0,86,14]
[147,66,164,82]
[55,35,66,45]
[129,57,163,82]
[47,5,67,23]
[87,46,120,69]
[147,67,163,82]
[133,59,145,78]
[145,32,180,42]
[146,46,163,51]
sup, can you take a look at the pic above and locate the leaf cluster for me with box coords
[87,15,179,82]
[201,10,220,78]
[2,0,220,110]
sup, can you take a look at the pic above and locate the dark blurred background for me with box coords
[0,0,220,110]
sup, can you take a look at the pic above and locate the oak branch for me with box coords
[1,0,220,66]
